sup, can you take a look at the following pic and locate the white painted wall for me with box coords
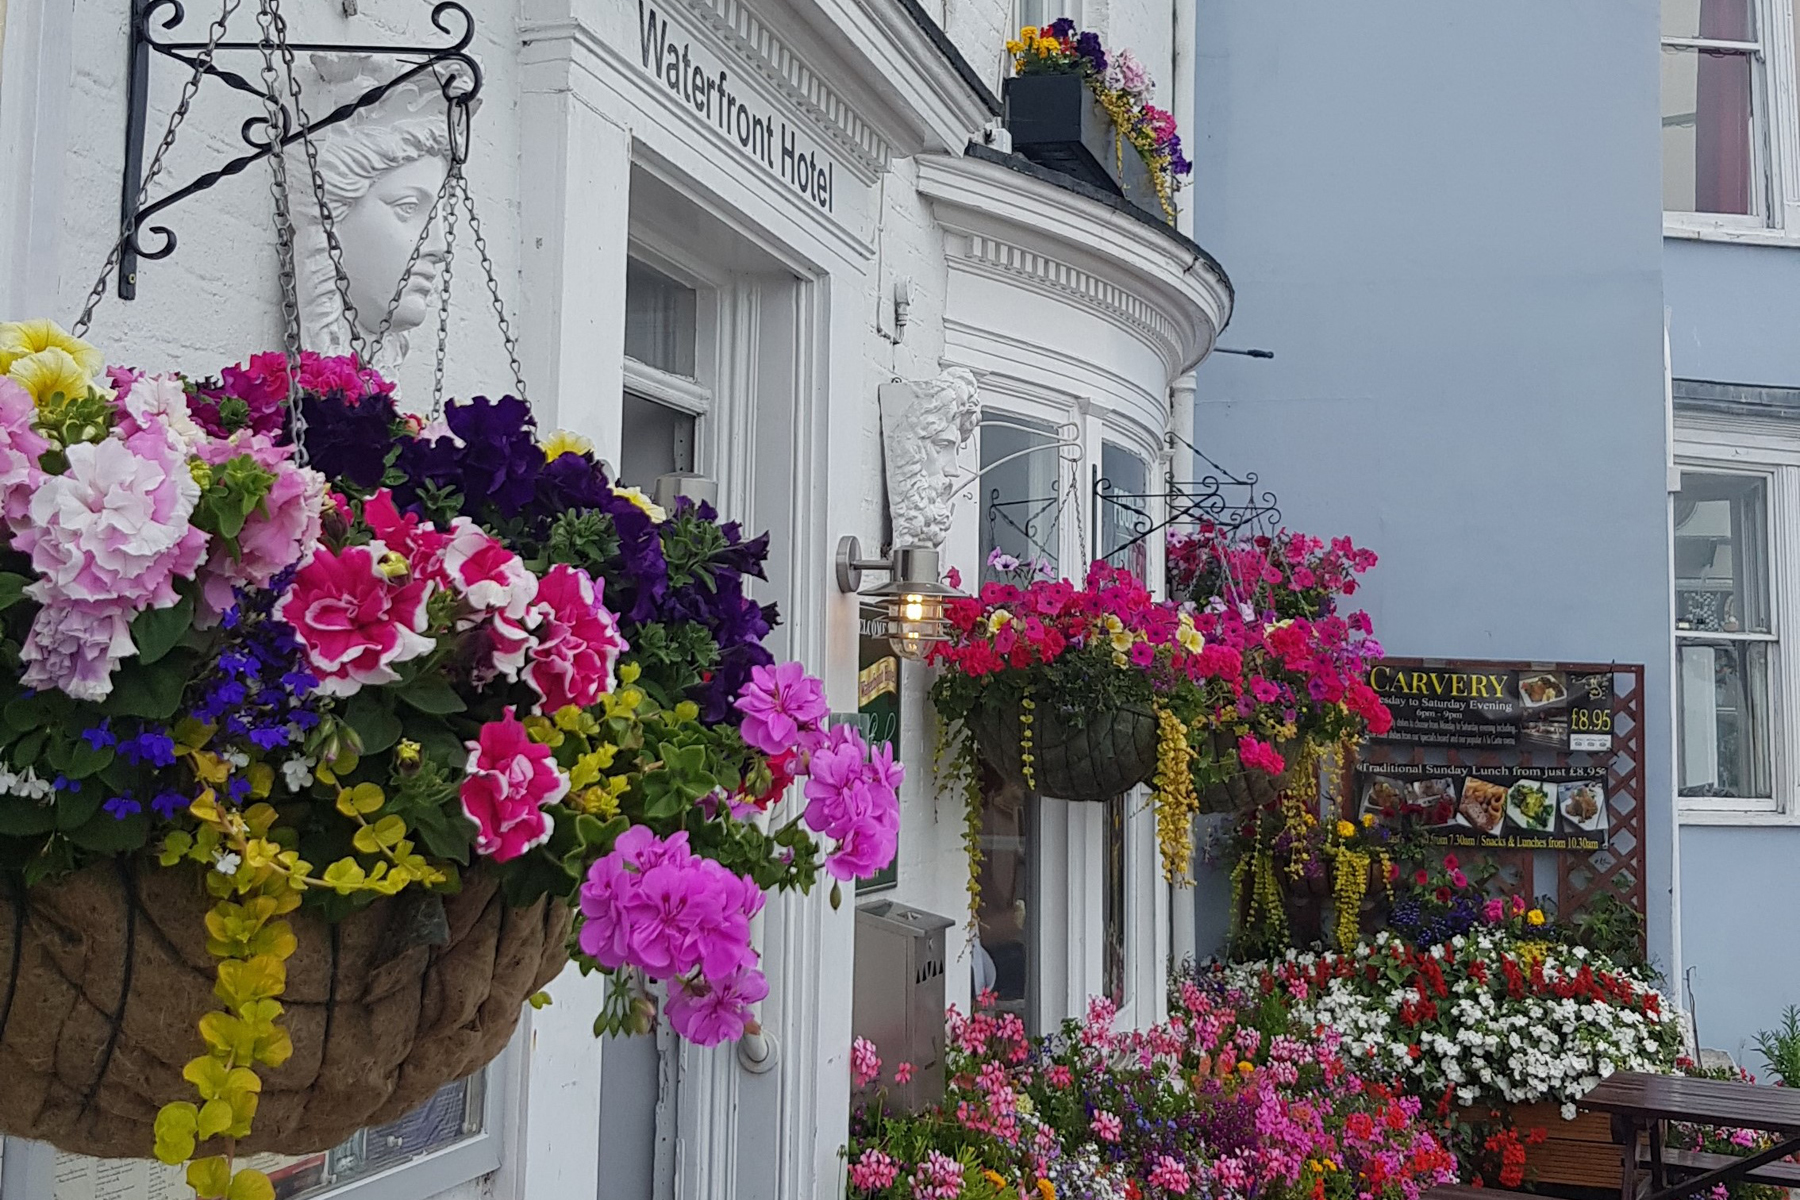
[0,0,1213,1197]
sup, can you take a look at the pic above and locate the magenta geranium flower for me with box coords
[1237,734,1286,776]
[665,964,768,1047]
[273,541,434,696]
[733,660,828,754]
[459,709,569,862]
[801,724,901,881]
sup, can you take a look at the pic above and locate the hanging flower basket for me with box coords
[0,863,566,1159]
[0,323,904,1187]
[1195,730,1293,815]
[968,689,1157,802]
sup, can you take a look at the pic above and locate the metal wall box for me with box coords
[1002,73,1160,219]
[852,899,954,1114]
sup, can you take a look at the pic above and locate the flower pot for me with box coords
[0,861,569,1159]
[1002,73,1164,220]
[969,691,1158,802]
[1195,731,1292,815]
[1505,1101,1623,1190]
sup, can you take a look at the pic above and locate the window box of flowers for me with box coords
[1166,525,1391,815]
[0,322,898,1195]
[1002,21,1191,224]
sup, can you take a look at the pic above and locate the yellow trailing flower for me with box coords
[1152,705,1200,884]
[0,318,103,376]
[541,429,593,461]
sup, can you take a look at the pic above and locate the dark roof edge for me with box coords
[962,143,1234,311]
[893,0,1003,116]
[1673,377,1800,419]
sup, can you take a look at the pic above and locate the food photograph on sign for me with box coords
[1356,765,1609,850]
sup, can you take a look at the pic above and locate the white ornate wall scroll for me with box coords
[879,367,980,551]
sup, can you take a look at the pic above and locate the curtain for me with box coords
[1694,0,1753,214]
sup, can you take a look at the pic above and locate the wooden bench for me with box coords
[1578,1071,1800,1200]
[1657,1147,1800,1189]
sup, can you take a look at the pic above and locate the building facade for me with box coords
[1186,0,1800,1065]
[0,0,1227,1197]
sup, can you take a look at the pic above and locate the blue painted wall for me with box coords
[1664,237,1800,1060]
[1188,1,1678,972]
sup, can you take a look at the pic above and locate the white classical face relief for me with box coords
[334,154,447,334]
[880,368,980,551]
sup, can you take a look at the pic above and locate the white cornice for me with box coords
[520,0,893,182]
[916,152,1233,378]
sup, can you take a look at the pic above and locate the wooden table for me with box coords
[1579,1070,1800,1200]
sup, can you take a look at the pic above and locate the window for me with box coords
[972,764,1031,1021]
[1674,469,1779,812]
[21,1076,488,1200]
[1662,0,1800,238]
[1099,442,1151,581]
[621,255,708,494]
[1017,0,1078,29]
[980,414,1062,585]
[1102,794,1127,1007]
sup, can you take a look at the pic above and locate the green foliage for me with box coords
[1754,1005,1800,1088]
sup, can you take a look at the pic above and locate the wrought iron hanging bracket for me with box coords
[1092,437,1282,564]
[117,0,482,299]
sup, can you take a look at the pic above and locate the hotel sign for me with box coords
[637,2,840,214]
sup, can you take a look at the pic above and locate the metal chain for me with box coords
[431,171,460,418]
[369,166,455,361]
[74,0,244,336]
[456,177,527,403]
[254,0,305,459]
[264,0,367,366]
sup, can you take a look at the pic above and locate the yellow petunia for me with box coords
[1335,819,1356,839]
[0,319,103,376]
[1361,812,1376,827]
[1526,908,1546,926]
[1017,25,1038,40]
[541,429,593,461]
[611,484,668,523]
[1176,614,1204,653]
[9,347,96,407]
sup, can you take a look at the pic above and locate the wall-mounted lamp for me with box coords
[836,537,962,660]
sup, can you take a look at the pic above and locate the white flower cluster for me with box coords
[1231,929,1683,1109]
[0,763,54,800]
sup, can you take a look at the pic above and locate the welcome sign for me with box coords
[637,2,841,215]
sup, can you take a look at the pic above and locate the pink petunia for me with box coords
[459,708,569,861]
[273,541,434,696]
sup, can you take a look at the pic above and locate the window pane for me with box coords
[980,415,1061,585]
[624,259,697,377]
[619,392,696,489]
[1676,639,1772,800]
[1099,443,1150,580]
[972,765,1030,1023]
[1662,0,1754,40]
[1674,472,1770,634]
[50,1076,484,1200]
[1102,795,1126,1007]
[1662,45,1757,215]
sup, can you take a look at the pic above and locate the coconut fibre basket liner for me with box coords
[970,693,1158,802]
[0,861,569,1159]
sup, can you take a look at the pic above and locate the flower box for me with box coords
[1003,73,1162,218]
[1508,1102,1624,1190]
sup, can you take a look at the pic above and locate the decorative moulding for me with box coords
[520,0,891,183]
[915,150,1232,378]
[879,368,981,552]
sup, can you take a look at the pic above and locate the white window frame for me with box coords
[1663,0,1800,244]
[1674,411,1800,823]
[0,1040,517,1200]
